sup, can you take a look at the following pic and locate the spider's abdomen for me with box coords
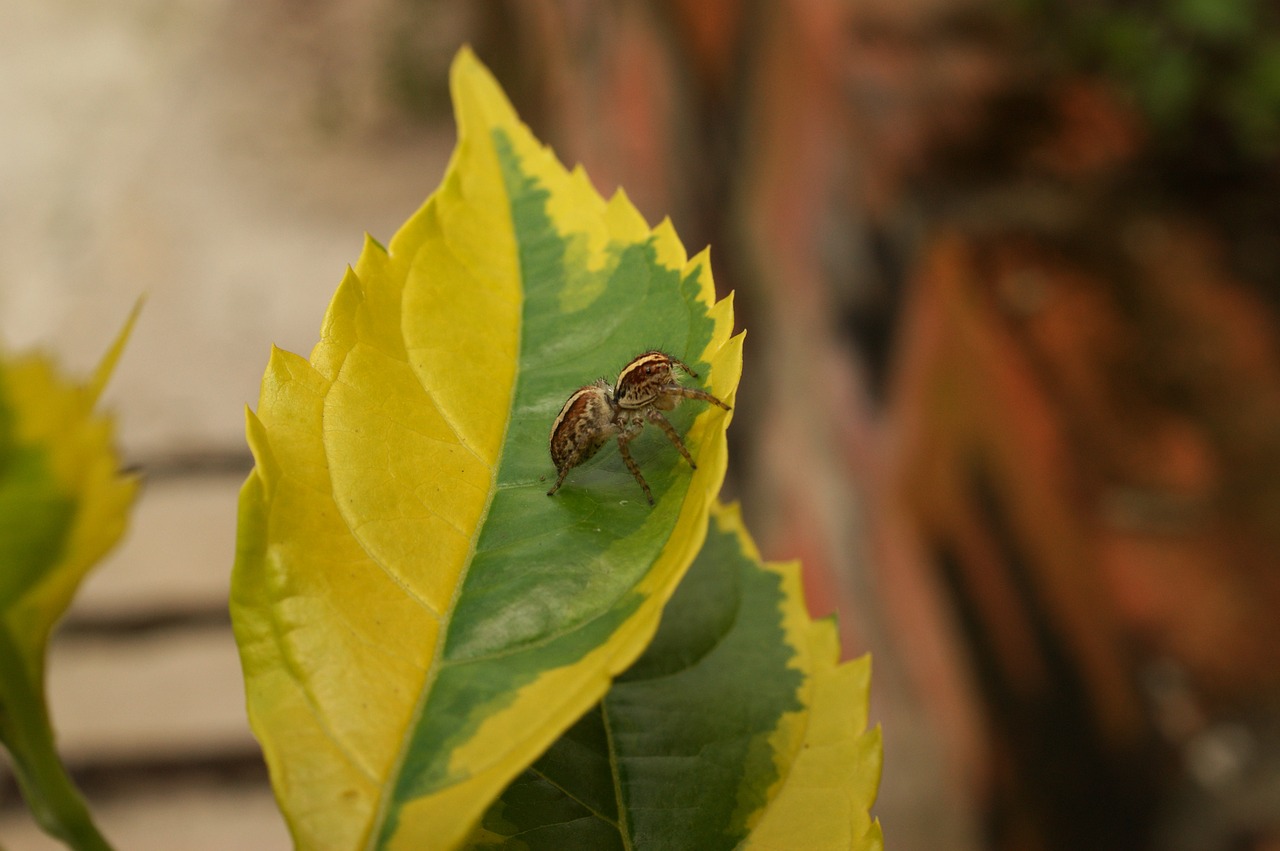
[549,379,616,472]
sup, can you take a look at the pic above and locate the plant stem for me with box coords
[0,630,112,851]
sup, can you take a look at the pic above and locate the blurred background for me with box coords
[4,0,1280,849]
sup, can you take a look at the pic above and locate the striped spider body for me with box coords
[547,379,617,494]
[547,351,730,505]
[614,350,729,413]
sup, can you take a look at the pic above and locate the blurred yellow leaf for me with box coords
[0,305,139,850]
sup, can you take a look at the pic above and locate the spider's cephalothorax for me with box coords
[614,350,729,413]
[546,351,731,505]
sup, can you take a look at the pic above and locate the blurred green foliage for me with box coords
[1014,0,1280,163]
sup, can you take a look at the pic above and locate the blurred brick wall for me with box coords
[484,2,1280,849]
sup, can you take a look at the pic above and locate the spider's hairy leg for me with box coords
[546,460,575,496]
[669,355,698,379]
[616,432,655,505]
[665,385,731,411]
[646,408,698,469]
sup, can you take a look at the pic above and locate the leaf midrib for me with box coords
[361,177,525,851]
[601,703,635,851]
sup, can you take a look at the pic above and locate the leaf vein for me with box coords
[527,765,621,830]
[600,705,634,851]
[265,613,380,785]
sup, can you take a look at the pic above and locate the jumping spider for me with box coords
[547,350,731,505]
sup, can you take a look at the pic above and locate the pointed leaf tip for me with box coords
[88,298,143,405]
